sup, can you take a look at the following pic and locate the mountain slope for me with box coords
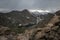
[0,9,36,27]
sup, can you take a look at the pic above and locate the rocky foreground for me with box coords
[0,10,60,40]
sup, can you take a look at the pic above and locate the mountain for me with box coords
[0,9,55,30]
[15,10,60,40]
[0,10,60,40]
[30,10,54,16]
[30,11,54,25]
[0,9,37,29]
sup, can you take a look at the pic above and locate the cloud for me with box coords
[0,0,60,10]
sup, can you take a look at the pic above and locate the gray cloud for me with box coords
[0,0,60,10]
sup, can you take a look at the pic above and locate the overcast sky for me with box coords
[0,0,60,10]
